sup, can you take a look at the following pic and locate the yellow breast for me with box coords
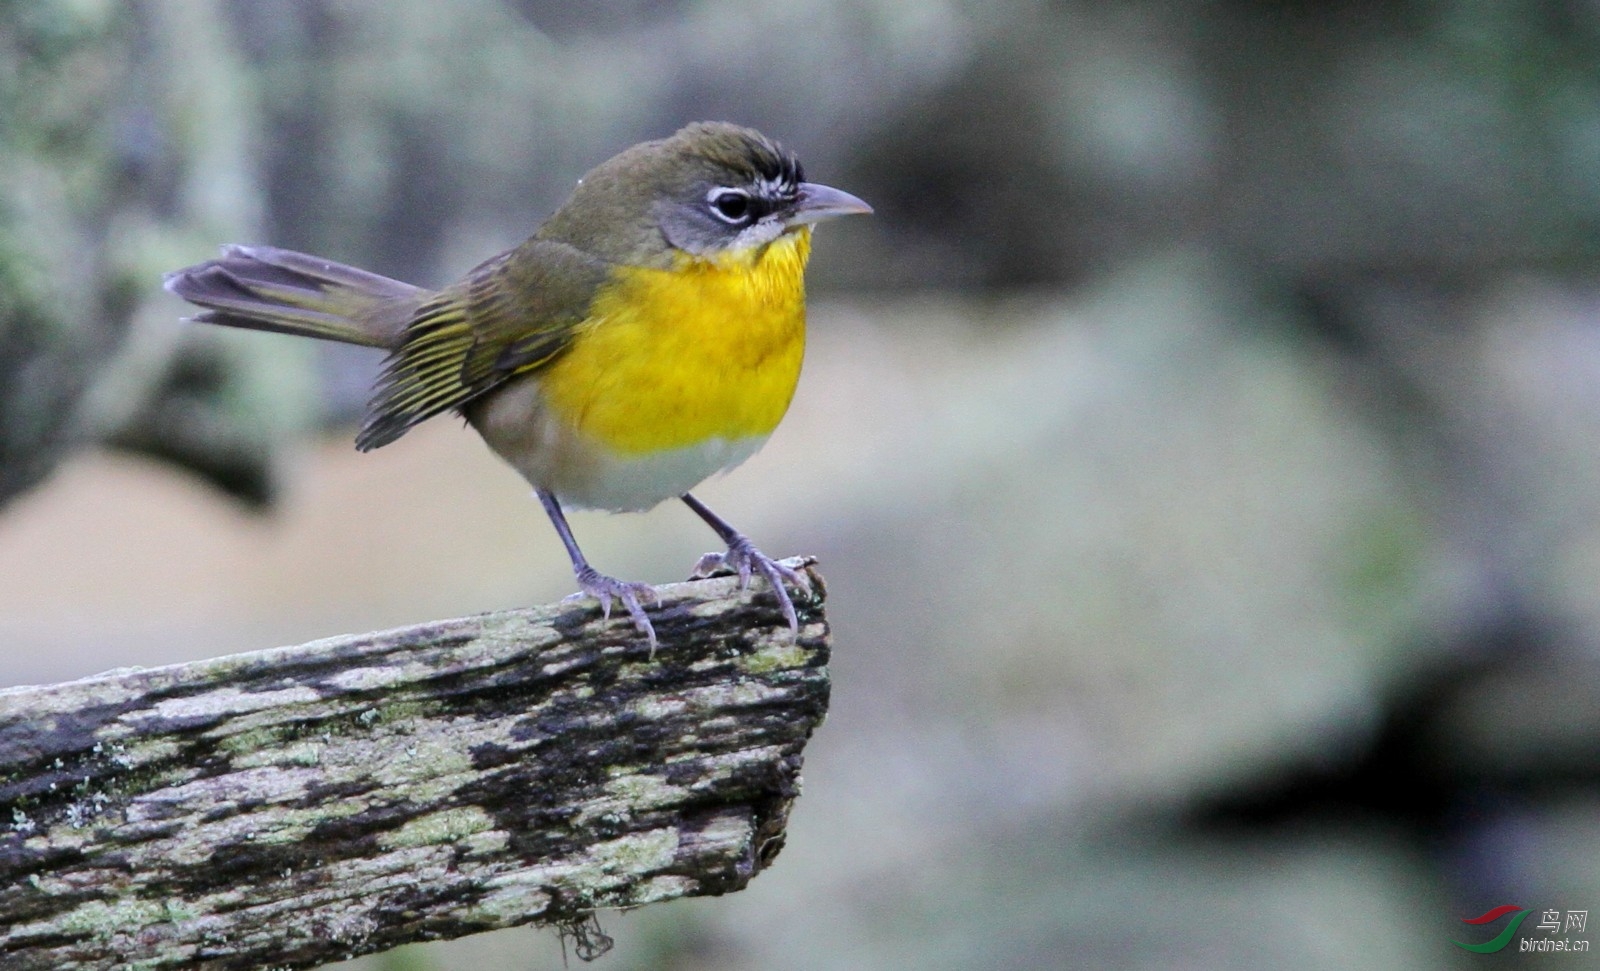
[537,228,811,455]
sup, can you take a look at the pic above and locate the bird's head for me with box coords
[539,122,872,266]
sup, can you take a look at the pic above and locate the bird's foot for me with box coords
[692,537,813,635]
[565,566,660,654]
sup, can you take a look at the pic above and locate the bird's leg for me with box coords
[681,492,811,634]
[537,488,658,651]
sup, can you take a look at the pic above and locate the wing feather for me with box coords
[355,239,610,451]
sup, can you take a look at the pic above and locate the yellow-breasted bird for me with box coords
[164,121,871,648]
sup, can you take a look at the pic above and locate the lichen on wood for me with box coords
[0,559,829,970]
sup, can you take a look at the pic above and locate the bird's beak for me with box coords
[786,182,874,226]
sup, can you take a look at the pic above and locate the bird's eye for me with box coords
[708,189,752,224]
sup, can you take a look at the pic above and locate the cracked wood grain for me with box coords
[0,559,830,970]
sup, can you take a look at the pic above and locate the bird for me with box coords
[164,121,871,650]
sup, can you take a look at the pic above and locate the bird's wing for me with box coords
[355,239,611,451]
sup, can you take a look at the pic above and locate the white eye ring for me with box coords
[707,188,753,224]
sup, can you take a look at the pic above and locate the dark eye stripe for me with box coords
[708,187,776,226]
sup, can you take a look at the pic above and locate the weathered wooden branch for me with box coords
[0,560,829,971]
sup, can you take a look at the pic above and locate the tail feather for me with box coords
[164,245,428,349]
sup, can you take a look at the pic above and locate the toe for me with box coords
[772,559,813,595]
[691,551,726,579]
[753,557,802,633]
[570,568,659,649]
[617,588,658,655]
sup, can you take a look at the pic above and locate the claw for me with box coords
[570,566,659,655]
[692,538,812,635]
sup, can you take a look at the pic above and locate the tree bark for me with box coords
[0,560,829,970]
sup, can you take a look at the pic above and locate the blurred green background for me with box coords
[2,0,1599,968]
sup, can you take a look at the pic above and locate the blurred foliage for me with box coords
[0,0,319,510]
[0,0,133,502]
[843,1,1600,289]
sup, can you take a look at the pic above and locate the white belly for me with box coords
[465,375,770,512]
[555,433,768,511]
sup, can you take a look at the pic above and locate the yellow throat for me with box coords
[537,227,813,455]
